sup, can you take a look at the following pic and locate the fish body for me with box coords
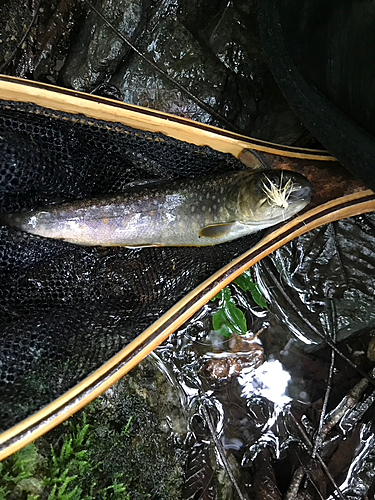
[1,170,311,247]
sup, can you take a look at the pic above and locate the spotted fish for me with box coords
[0,170,311,246]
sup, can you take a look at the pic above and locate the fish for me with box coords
[0,170,311,247]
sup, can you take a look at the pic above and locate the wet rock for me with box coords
[255,213,375,348]
[204,353,264,381]
[59,356,187,499]
[204,335,264,381]
[110,11,240,127]
[0,0,311,144]
[0,1,34,69]
[32,0,80,81]
[367,335,375,362]
[0,354,187,499]
[60,0,145,90]
[178,0,306,142]
[0,0,79,81]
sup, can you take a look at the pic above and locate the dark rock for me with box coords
[60,0,145,90]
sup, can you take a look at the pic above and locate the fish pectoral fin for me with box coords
[199,223,235,239]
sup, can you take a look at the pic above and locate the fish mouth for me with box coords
[288,183,312,203]
[259,171,312,212]
[275,177,312,212]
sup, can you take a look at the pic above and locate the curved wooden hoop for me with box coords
[0,74,334,161]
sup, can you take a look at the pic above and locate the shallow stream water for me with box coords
[149,213,375,499]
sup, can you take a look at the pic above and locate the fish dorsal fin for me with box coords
[199,223,235,239]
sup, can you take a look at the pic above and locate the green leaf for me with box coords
[48,484,58,500]
[250,285,268,309]
[233,272,253,292]
[234,271,268,309]
[0,486,9,500]
[57,474,78,496]
[224,302,248,335]
[74,423,89,448]
[212,285,249,337]
[122,416,133,438]
[223,287,233,302]
[60,438,74,461]
[212,309,234,338]
[210,289,223,302]
[17,477,43,496]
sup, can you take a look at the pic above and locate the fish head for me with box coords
[230,170,312,228]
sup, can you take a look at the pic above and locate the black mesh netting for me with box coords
[0,100,263,431]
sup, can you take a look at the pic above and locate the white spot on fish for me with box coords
[166,194,184,208]
[165,212,176,223]
[115,227,128,234]
[126,213,141,225]
[28,216,38,228]
[67,220,81,230]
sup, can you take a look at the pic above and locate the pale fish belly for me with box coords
[8,192,231,246]
[13,201,178,247]
[7,211,267,247]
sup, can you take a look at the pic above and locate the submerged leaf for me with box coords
[184,441,217,500]
[212,309,233,338]
[234,271,268,309]
[211,271,267,337]
[224,301,247,335]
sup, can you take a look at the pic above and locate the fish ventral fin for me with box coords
[199,223,235,239]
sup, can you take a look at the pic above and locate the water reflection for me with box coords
[241,358,291,407]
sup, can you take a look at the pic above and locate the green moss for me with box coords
[0,443,43,499]
[80,392,184,500]
[0,413,129,500]
[0,360,185,500]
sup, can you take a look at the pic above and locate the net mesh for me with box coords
[0,100,262,431]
